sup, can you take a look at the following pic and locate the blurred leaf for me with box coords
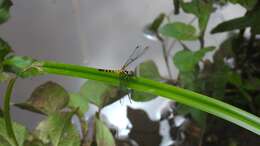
[131,91,156,102]
[0,38,12,62]
[0,136,11,146]
[255,94,260,108]
[179,71,199,90]
[211,8,260,34]
[148,13,165,33]
[174,47,214,72]
[227,0,257,10]
[201,62,230,98]
[95,117,116,146]
[181,0,213,32]
[136,60,161,81]
[35,112,80,146]
[160,22,198,40]
[0,0,12,24]
[15,81,69,115]
[24,138,46,146]
[174,47,214,91]
[213,35,236,62]
[132,60,161,101]
[0,72,10,83]
[68,93,88,116]
[0,108,2,117]
[177,105,206,127]
[0,118,28,146]
[244,77,260,91]
[173,0,180,14]
[3,56,44,78]
[227,71,242,86]
[80,80,120,108]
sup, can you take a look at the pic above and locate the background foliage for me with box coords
[0,0,260,146]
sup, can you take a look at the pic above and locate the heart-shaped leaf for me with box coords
[15,81,69,115]
[174,47,214,72]
[35,112,80,146]
[132,60,161,101]
[181,0,213,33]
[80,80,120,108]
[160,22,198,40]
[68,93,89,116]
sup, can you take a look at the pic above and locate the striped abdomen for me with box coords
[98,69,134,76]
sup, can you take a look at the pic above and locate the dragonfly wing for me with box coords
[121,45,148,70]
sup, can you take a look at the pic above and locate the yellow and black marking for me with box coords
[98,69,134,76]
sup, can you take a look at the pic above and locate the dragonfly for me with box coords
[98,45,148,76]
[98,45,148,101]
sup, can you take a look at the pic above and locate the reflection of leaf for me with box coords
[80,80,120,108]
[95,117,116,146]
[0,118,28,146]
[0,0,13,24]
[68,93,89,116]
[15,81,69,115]
[35,112,80,146]
[160,22,198,40]
[181,0,213,32]
[132,60,161,101]
[127,107,162,146]
[211,9,260,34]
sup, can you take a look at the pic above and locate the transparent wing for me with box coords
[121,45,149,70]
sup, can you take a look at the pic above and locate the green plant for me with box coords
[0,0,260,146]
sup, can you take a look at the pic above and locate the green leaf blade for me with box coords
[80,80,119,107]
[0,0,12,24]
[181,0,213,32]
[68,93,89,115]
[35,112,80,146]
[41,61,260,135]
[0,118,28,146]
[160,22,198,40]
[132,60,161,101]
[95,117,116,146]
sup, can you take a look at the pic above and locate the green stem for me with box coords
[3,77,19,146]
[41,61,260,135]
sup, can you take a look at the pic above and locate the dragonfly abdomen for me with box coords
[98,69,134,76]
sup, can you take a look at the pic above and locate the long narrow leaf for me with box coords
[42,61,260,135]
